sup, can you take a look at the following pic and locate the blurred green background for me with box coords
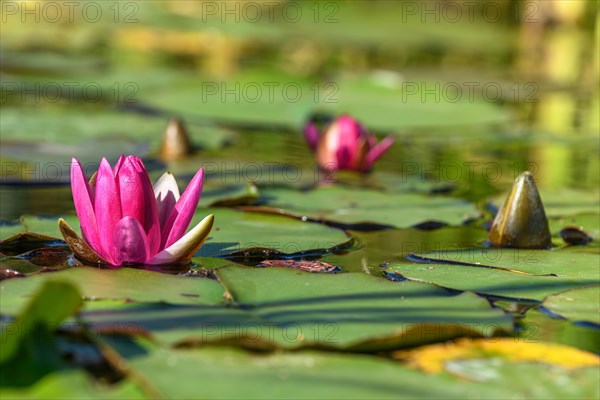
[1,0,598,216]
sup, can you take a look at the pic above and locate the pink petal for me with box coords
[117,157,146,226]
[304,123,320,151]
[336,115,363,144]
[70,158,102,257]
[113,154,126,177]
[161,168,204,248]
[336,146,353,169]
[126,156,161,255]
[318,116,364,170]
[153,172,180,229]
[364,135,394,170]
[111,216,150,265]
[95,158,122,264]
[88,172,97,201]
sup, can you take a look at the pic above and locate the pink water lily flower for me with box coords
[59,155,213,266]
[304,115,394,172]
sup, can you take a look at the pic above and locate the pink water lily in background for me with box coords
[59,155,213,266]
[304,115,394,172]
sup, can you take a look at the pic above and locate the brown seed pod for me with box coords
[159,118,193,160]
[489,172,552,249]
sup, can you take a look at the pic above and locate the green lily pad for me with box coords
[0,267,225,314]
[119,344,599,400]
[141,70,318,129]
[0,370,146,400]
[195,208,352,258]
[388,249,600,301]
[323,225,488,273]
[1,281,82,363]
[0,222,28,241]
[516,309,600,354]
[202,183,260,207]
[79,267,510,351]
[322,76,510,133]
[0,281,84,390]
[206,267,510,349]
[543,286,600,325]
[0,216,79,241]
[252,186,479,229]
[0,106,233,157]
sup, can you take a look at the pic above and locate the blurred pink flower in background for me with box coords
[304,115,394,172]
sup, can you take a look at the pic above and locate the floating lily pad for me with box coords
[1,281,82,362]
[511,309,600,354]
[0,106,233,158]
[141,70,318,129]
[117,344,599,400]
[0,280,145,398]
[322,76,510,133]
[0,222,28,241]
[204,267,510,349]
[543,286,600,325]
[250,186,479,229]
[388,249,600,301]
[0,267,225,314]
[196,208,352,258]
[0,370,146,400]
[0,215,79,240]
[141,70,509,133]
[323,225,488,273]
[202,183,260,207]
[76,267,510,351]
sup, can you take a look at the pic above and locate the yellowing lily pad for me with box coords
[394,338,600,373]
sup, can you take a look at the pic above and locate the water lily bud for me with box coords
[489,171,551,249]
[160,118,192,160]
